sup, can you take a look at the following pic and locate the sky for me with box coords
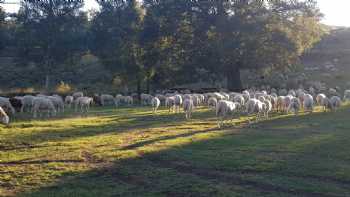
[1,0,350,27]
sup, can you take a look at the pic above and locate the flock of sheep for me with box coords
[0,87,349,127]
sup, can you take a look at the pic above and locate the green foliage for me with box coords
[55,81,72,94]
[0,0,325,92]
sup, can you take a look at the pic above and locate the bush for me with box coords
[56,81,72,94]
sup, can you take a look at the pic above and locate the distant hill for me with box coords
[301,27,350,89]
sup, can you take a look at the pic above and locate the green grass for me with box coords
[1,105,350,197]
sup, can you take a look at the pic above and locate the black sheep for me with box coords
[9,97,23,112]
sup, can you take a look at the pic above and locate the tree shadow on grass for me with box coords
[2,108,214,149]
[17,108,350,197]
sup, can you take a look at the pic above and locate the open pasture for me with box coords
[1,106,350,196]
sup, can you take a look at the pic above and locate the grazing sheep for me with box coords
[73,92,84,100]
[75,97,93,113]
[32,97,57,118]
[276,96,285,112]
[316,94,327,106]
[0,97,15,115]
[155,94,166,105]
[233,94,245,110]
[115,94,124,106]
[288,90,296,97]
[287,97,301,115]
[216,100,240,128]
[92,94,102,106]
[278,89,288,96]
[270,88,277,94]
[21,95,35,112]
[0,106,9,125]
[263,100,273,118]
[297,91,306,108]
[141,94,153,105]
[174,95,183,113]
[48,96,65,113]
[267,95,277,111]
[183,98,194,119]
[165,97,176,112]
[303,94,314,112]
[10,97,23,112]
[65,96,74,108]
[242,91,250,102]
[101,94,117,107]
[321,97,332,111]
[330,96,341,111]
[343,90,350,102]
[124,96,133,106]
[329,88,338,96]
[208,97,218,110]
[283,95,294,114]
[245,98,265,123]
[151,97,161,113]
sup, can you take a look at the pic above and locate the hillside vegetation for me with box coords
[302,27,350,89]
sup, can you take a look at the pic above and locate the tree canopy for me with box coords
[0,0,325,93]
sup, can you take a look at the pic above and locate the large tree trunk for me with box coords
[45,74,50,92]
[226,64,242,92]
[136,76,141,105]
[146,75,150,94]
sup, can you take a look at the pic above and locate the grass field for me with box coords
[1,105,350,197]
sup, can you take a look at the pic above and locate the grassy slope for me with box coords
[1,106,350,197]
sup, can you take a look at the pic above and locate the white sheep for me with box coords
[72,92,84,99]
[183,98,194,119]
[267,95,277,111]
[320,97,332,111]
[283,95,294,113]
[245,98,265,123]
[276,96,285,112]
[216,100,240,128]
[316,93,327,106]
[151,97,161,113]
[75,97,93,113]
[155,94,166,105]
[208,97,218,110]
[0,97,15,115]
[343,90,350,102]
[303,94,314,112]
[141,94,153,105]
[101,94,117,107]
[65,96,74,108]
[278,89,288,96]
[288,89,296,97]
[21,95,35,112]
[115,94,124,106]
[32,97,57,118]
[233,94,245,111]
[329,88,338,96]
[330,96,341,111]
[0,106,9,125]
[48,96,65,113]
[165,96,176,112]
[287,97,301,115]
[125,96,133,106]
[263,99,273,118]
[174,94,183,113]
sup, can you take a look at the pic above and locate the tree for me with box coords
[90,0,143,93]
[15,0,86,91]
[0,6,6,52]
[142,0,324,91]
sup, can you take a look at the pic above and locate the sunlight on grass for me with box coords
[1,105,350,196]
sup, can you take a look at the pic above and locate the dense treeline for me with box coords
[0,0,325,93]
